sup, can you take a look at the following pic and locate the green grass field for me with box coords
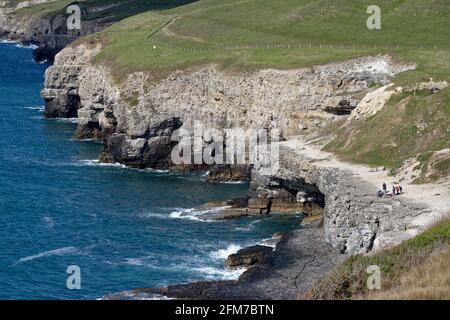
[80,0,449,73]
[13,0,449,76]
[324,80,450,174]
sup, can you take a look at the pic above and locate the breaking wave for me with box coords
[169,206,231,221]
[209,244,242,260]
[15,43,39,50]
[193,266,246,280]
[16,246,81,264]
[24,105,44,111]
[76,160,127,168]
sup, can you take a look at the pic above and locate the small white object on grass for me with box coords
[153,45,157,50]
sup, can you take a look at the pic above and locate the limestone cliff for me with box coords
[42,43,413,166]
[250,148,430,255]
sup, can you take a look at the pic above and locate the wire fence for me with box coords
[147,38,443,54]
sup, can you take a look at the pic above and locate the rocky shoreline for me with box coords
[106,224,344,300]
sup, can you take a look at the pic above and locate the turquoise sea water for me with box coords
[0,42,302,299]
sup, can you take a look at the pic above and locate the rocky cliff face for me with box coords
[250,148,431,255]
[41,41,419,254]
[0,1,112,62]
[42,43,412,167]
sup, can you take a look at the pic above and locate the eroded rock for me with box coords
[224,245,273,268]
[208,164,252,182]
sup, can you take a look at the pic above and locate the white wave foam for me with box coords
[15,43,38,49]
[55,118,78,123]
[24,105,44,111]
[210,244,242,260]
[143,212,170,219]
[123,252,246,282]
[100,291,171,300]
[76,160,127,168]
[71,138,96,142]
[194,266,246,280]
[145,168,170,173]
[258,233,282,249]
[143,206,231,222]
[0,40,16,44]
[76,160,172,174]
[124,257,147,266]
[258,239,277,249]
[169,208,197,220]
[168,206,231,222]
[16,246,80,264]
[220,181,247,184]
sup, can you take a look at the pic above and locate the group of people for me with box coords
[377,182,403,197]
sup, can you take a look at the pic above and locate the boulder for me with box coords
[324,99,358,115]
[224,245,273,268]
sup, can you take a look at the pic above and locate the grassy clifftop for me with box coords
[306,215,450,299]
[79,0,450,73]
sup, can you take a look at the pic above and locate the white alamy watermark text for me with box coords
[171,121,280,175]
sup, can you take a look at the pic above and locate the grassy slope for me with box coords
[87,0,450,72]
[306,215,450,300]
[15,0,196,21]
[324,84,450,179]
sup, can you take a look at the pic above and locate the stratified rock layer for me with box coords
[260,146,432,255]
